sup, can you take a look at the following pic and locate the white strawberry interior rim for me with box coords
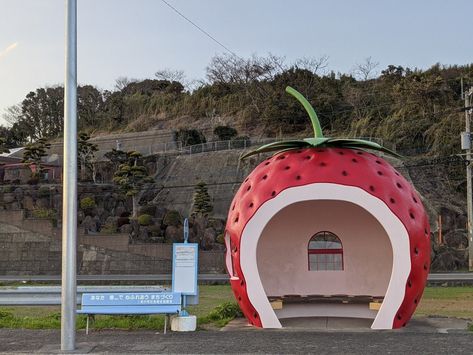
[238,183,411,329]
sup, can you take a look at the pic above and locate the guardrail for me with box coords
[1,273,471,283]
[0,274,228,282]
[0,285,201,306]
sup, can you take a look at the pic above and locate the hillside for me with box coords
[2,56,472,160]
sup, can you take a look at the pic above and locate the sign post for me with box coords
[171,218,198,329]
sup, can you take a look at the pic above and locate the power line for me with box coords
[160,0,238,57]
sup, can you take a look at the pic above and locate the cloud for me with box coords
[0,42,19,60]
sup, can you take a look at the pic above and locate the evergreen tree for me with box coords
[0,137,9,154]
[22,138,51,178]
[192,181,213,215]
[112,151,153,217]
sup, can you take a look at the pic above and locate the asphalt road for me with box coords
[0,328,471,354]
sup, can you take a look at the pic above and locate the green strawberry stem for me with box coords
[285,86,323,139]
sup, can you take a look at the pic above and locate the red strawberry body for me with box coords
[225,147,430,329]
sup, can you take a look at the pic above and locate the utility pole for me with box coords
[464,87,473,272]
[61,0,77,351]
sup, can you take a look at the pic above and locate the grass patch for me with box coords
[415,286,473,319]
[0,285,235,330]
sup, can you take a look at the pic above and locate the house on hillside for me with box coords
[2,163,61,184]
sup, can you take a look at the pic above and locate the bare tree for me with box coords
[114,76,137,91]
[155,68,186,83]
[206,53,286,85]
[294,55,329,75]
[2,104,21,126]
[353,57,379,81]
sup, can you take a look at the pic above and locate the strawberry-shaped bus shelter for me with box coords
[225,87,430,329]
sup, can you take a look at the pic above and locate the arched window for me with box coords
[308,231,343,271]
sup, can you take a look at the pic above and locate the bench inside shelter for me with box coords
[77,292,181,334]
[268,294,385,315]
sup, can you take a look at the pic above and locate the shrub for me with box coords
[38,186,51,198]
[139,204,156,216]
[117,216,130,228]
[32,208,56,219]
[148,225,162,237]
[137,214,153,226]
[0,310,13,319]
[163,210,181,226]
[216,233,225,244]
[213,126,238,141]
[206,302,243,321]
[80,197,96,210]
[174,128,206,147]
[101,224,117,234]
[27,177,39,185]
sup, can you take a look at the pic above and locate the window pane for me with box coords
[308,231,343,271]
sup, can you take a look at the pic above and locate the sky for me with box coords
[0,0,472,126]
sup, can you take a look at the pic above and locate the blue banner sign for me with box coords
[82,292,181,306]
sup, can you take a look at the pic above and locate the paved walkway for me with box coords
[0,317,471,354]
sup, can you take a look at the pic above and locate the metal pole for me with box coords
[61,0,77,351]
[466,88,473,272]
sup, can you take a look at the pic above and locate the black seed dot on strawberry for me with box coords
[377,171,383,176]
[397,314,402,320]
[277,155,285,160]
[305,156,311,160]
[232,204,235,211]
[408,280,412,287]
[424,264,428,270]
[414,247,419,255]
[338,151,344,155]
[247,185,251,191]
[296,175,301,180]
[414,299,418,304]
[369,185,375,192]
[425,228,428,235]
[410,212,415,219]
[352,158,358,163]
[395,172,400,176]
[317,149,324,152]
[402,323,406,327]
[262,175,268,180]
[284,166,290,170]
[390,198,396,204]
[240,280,244,286]
[342,171,348,176]
[234,217,239,223]
[296,150,302,153]
[271,191,276,197]
[357,151,363,155]
[376,160,382,164]
[254,312,258,318]
[397,182,403,188]
[244,178,249,182]
[320,162,326,167]
[265,162,270,165]
[238,296,242,301]
[249,203,254,208]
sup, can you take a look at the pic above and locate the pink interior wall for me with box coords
[256,200,393,297]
